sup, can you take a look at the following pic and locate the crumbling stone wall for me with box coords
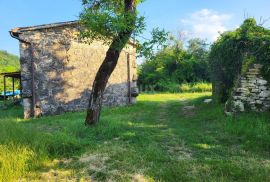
[17,23,137,118]
[228,64,270,112]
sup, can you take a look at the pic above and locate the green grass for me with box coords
[179,82,212,93]
[142,82,212,93]
[0,92,270,181]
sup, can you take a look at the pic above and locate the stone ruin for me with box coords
[227,64,270,112]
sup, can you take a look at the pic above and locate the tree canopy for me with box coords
[80,0,145,49]
[138,37,210,92]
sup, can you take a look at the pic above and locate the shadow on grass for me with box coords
[0,93,270,181]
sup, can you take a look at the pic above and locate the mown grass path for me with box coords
[0,93,270,182]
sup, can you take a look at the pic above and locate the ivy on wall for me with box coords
[209,18,270,103]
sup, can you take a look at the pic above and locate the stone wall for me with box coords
[17,23,138,118]
[228,64,270,112]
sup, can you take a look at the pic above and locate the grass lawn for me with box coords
[0,92,270,181]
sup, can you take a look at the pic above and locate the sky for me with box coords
[1,0,270,56]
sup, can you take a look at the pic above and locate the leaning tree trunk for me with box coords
[85,0,136,125]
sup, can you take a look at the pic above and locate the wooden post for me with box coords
[127,53,131,104]
[19,77,22,98]
[12,77,15,99]
[3,76,6,101]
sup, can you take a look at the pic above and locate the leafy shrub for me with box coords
[154,81,180,92]
[138,38,210,92]
[141,82,212,93]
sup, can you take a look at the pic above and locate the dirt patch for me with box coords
[132,174,149,182]
[79,153,110,180]
[33,159,89,181]
[80,153,109,169]
[39,169,75,181]
[182,105,196,117]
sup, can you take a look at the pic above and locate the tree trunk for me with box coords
[85,0,135,125]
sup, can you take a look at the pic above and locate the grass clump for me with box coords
[141,82,212,93]
[179,82,212,93]
[0,143,35,181]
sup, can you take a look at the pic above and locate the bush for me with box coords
[138,38,210,91]
[154,81,180,93]
[225,115,270,151]
[140,82,212,93]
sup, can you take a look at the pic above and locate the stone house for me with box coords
[10,21,138,118]
[226,64,270,113]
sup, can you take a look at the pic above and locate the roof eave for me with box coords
[10,20,79,33]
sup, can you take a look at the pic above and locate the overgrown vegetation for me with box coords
[1,93,269,181]
[141,82,212,93]
[138,38,210,92]
[0,50,20,92]
[209,18,270,103]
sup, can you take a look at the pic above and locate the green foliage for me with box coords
[80,0,169,56]
[180,82,212,93]
[80,0,145,49]
[0,50,20,92]
[138,37,210,92]
[1,93,270,181]
[0,50,19,72]
[137,28,170,59]
[209,18,270,103]
[141,82,212,93]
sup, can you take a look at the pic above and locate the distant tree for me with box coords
[138,37,210,92]
[187,38,208,62]
[80,0,168,125]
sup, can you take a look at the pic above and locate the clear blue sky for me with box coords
[1,0,270,56]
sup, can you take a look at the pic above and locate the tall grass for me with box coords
[0,113,84,181]
[0,143,35,181]
[225,114,270,151]
[141,82,212,93]
[179,82,212,93]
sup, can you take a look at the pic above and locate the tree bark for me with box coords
[85,0,136,125]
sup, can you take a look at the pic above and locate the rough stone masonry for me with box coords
[228,64,270,112]
[10,21,139,118]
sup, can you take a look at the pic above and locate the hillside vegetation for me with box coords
[0,50,20,92]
